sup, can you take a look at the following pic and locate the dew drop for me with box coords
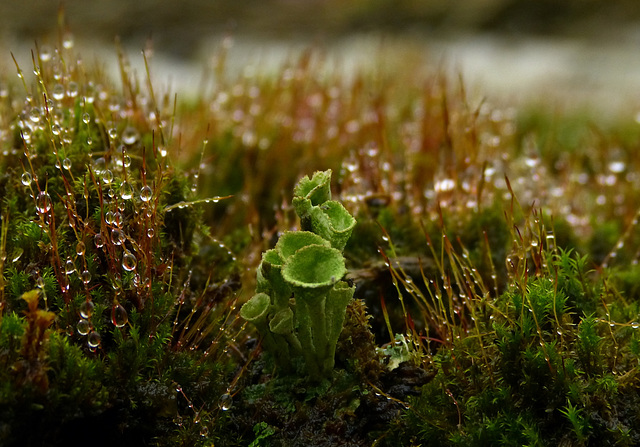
[112,228,123,245]
[81,270,92,284]
[21,172,32,186]
[39,45,52,62]
[608,161,626,173]
[120,181,133,200]
[52,84,65,101]
[111,303,129,327]
[87,331,101,348]
[102,169,114,184]
[80,301,95,320]
[36,191,52,214]
[65,258,76,275]
[147,228,155,238]
[121,126,139,145]
[82,112,91,124]
[28,108,41,123]
[140,185,152,202]
[77,318,91,336]
[113,211,123,227]
[76,241,86,256]
[92,157,106,175]
[67,81,79,98]
[62,32,74,49]
[122,252,137,272]
[62,158,72,170]
[218,393,232,411]
[94,233,105,248]
[525,156,539,168]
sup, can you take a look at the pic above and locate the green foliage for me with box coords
[249,422,276,447]
[391,244,640,446]
[0,36,240,447]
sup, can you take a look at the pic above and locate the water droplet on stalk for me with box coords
[62,32,74,49]
[67,81,78,98]
[81,270,92,284]
[65,258,76,275]
[39,45,52,61]
[112,229,123,245]
[36,191,52,214]
[52,84,65,101]
[28,108,41,123]
[122,252,137,271]
[76,241,86,256]
[140,185,152,202]
[102,169,113,184]
[608,161,626,173]
[121,126,139,145]
[219,393,232,411]
[77,318,90,336]
[94,233,105,248]
[120,181,133,200]
[87,331,101,348]
[92,157,106,175]
[21,172,32,186]
[111,303,128,327]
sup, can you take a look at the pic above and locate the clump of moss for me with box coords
[0,33,240,446]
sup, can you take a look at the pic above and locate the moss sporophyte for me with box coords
[241,169,356,379]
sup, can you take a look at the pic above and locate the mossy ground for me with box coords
[2,19,640,447]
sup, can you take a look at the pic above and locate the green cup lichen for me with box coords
[275,230,329,259]
[307,200,356,251]
[241,169,356,379]
[292,169,333,211]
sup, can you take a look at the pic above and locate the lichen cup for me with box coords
[293,169,333,209]
[257,249,290,310]
[240,292,291,369]
[308,200,356,251]
[275,230,329,260]
[282,244,347,378]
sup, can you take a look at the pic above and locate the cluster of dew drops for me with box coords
[10,36,176,351]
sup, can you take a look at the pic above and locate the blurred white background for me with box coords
[2,0,640,113]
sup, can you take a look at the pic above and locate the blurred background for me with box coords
[2,0,640,112]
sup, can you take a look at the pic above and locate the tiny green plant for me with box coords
[241,169,356,379]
